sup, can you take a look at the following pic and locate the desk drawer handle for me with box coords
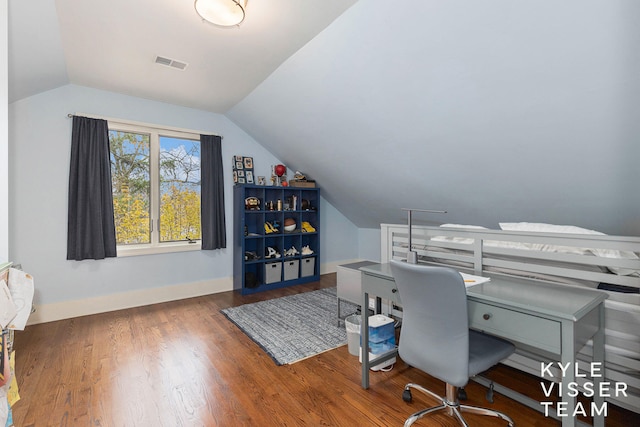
[483,313,492,320]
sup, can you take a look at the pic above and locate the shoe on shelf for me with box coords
[284,246,299,257]
[265,246,281,259]
[264,222,277,234]
[301,221,316,232]
[301,245,314,256]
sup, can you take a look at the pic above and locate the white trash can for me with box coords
[345,314,361,356]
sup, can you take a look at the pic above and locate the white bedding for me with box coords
[498,222,640,277]
[431,222,640,277]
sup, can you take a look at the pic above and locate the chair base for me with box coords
[403,383,514,427]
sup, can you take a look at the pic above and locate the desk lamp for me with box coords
[402,208,446,264]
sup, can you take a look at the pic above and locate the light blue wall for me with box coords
[9,84,359,307]
[320,198,359,263]
[358,228,381,262]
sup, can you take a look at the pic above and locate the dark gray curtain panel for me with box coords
[67,116,117,260]
[200,134,226,250]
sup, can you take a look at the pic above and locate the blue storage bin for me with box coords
[368,314,395,343]
[363,314,395,355]
[369,337,395,355]
[359,315,397,369]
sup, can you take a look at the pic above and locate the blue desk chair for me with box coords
[390,260,516,427]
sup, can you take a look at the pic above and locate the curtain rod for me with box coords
[66,113,223,139]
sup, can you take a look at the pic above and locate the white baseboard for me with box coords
[27,276,233,325]
[26,259,363,325]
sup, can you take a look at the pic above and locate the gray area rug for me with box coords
[221,287,358,365]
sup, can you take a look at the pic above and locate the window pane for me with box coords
[159,136,201,243]
[110,131,151,245]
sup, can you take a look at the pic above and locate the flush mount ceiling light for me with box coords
[195,0,247,27]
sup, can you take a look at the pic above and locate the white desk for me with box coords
[360,263,608,427]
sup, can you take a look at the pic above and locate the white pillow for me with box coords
[439,223,488,230]
[499,222,602,235]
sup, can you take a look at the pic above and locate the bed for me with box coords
[380,222,640,414]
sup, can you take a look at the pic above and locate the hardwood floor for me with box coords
[11,273,640,426]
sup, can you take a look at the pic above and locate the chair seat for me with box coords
[468,330,516,378]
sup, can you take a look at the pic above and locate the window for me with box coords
[109,122,201,256]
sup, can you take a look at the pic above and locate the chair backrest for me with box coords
[390,260,470,387]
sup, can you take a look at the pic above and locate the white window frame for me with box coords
[109,120,202,257]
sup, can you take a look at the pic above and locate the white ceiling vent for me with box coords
[154,55,188,71]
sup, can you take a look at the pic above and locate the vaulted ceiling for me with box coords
[8,0,357,110]
[8,0,640,236]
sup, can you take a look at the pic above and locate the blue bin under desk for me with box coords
[365,314,395,354]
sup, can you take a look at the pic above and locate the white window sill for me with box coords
[117,241,202,257]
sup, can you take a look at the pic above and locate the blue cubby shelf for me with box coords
[233,184,320,295]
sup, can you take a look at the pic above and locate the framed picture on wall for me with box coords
[233,155,255,185]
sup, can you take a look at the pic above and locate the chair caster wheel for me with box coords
[402,389,413,403]
[458,387,467,401]
[486,382,494,403]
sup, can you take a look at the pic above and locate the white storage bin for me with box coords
[264,262,282,284]
[283,259,299,281]
[300,257,316,277]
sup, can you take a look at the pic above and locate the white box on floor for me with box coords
[336,261,378,305]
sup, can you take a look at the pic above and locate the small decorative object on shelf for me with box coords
[290,170,316,188]
[245,197,260,210]
[233,184,320,294]
[271,164,287,186]
[284,218,296,232]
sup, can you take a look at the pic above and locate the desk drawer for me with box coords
[363,274,401,305]
[468,300,561,354]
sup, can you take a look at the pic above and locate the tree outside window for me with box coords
[109,125,201,251]
[159,136,201,243]
[110,131,150,245]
